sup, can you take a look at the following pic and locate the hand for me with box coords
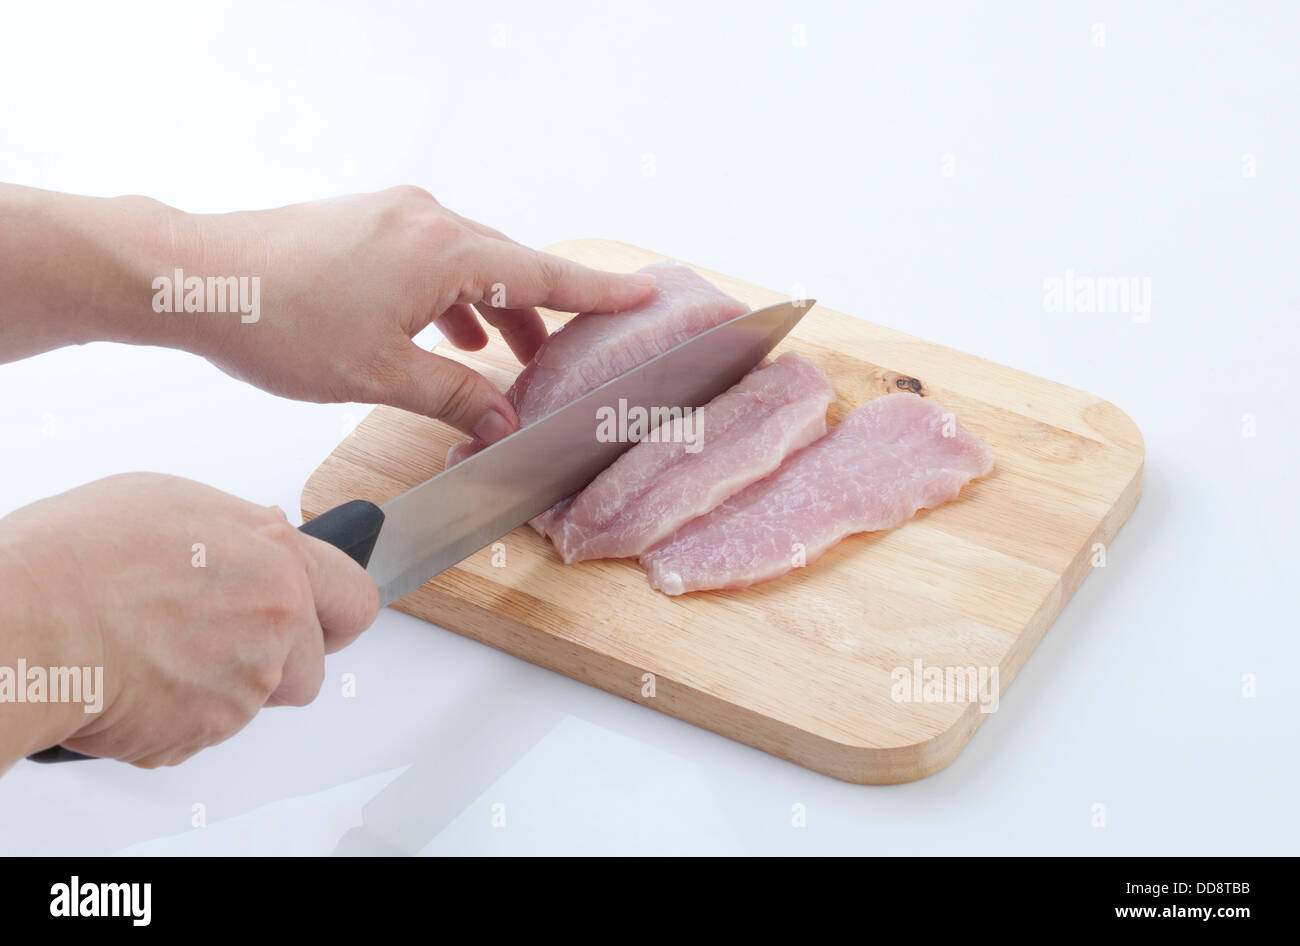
[174,186,657,443]
[0,473,378,768]
[1,183,655,439]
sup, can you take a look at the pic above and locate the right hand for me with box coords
[0,473,378,768]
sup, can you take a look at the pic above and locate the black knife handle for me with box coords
[27,746,93,764]
[298,499,385,569]
[27,500,385,765]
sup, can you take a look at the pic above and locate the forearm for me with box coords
[0,507,99,770]
[0,183,245,362]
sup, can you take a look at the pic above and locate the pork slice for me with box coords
[446,261,749,466]
[639,393,995,595]
[543,352,835,563]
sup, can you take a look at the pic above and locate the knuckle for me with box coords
[454,275,484,307]
[431,369,481,421]
[414,211,464,253]
[261,504,291,526]
[534,254,564,289]
[256,519,301,550]
[376,187,451,248]
[247,658,284,699]
[386,183,435,204]
[253,596,296,635]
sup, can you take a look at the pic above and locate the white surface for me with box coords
[1,0,1297,855]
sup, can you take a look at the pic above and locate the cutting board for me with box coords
[302,240,1144,785]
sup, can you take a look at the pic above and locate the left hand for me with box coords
[175,186,657,443]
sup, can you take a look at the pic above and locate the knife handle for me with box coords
[298,499,385,569]
[27,746,91,764]
[27,500,385,765]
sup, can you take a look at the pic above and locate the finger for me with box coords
[296,530,381,654]
[383,344,520,443]
[434,303,490,350]
[267,604,325,707]
[473,302,548,364]
[129,744,201,769]
[460,239,657,315]
[445,436,485,466]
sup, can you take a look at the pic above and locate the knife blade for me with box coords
[321,296,814,607]
[28,296,814,764]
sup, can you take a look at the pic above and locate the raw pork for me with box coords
[640,392,994,595]
[446,261,749,466]
[543,352,834,563]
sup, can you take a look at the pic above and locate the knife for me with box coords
[30,296,814,763]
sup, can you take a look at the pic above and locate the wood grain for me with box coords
[302,240,1144,784]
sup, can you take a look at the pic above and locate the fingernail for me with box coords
[627,273,656,288]
[473,409,515,445]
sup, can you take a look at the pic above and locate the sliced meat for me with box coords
[543,352,835,563]
[640,393,995,595]
[446,261,749,466]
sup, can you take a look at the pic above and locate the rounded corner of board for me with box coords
[818,715,980,786]
[1087,396,1146,465]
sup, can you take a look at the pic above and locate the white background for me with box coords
[1,0,1297,855]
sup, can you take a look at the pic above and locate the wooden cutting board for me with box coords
[302,240,1144,785]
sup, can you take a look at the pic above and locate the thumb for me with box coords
[384,345,520,443]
